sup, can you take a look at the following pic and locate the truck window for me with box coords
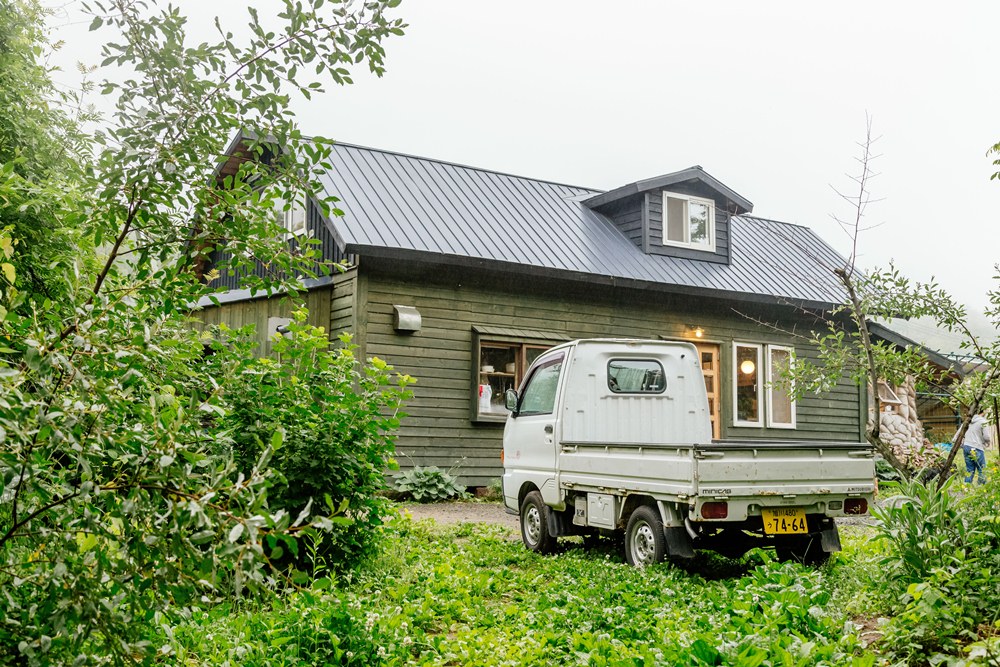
[608,359,665,394]
[518,354,564,416]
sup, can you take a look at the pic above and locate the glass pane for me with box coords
[608,359,665,393]
[735,345,759,422]
[770,348,793,425]
[688,201,710,245]
[479,343,517,415]
[666,196,685,242]
[519,356,564,415]
[704,375,713,394]
[525,346,547,368]
[701,351,713,371]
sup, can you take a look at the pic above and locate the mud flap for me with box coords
[664,526,695,559]
[819,524,841,553]
[547,507,572,537]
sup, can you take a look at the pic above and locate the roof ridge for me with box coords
[309,136,605,194]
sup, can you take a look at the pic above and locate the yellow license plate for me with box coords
[762,508,808,535]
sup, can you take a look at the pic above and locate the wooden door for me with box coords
[696,343,721,440]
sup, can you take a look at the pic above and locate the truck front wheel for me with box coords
[520,491,557,554]
[625,505,666,567]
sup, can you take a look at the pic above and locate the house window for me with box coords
[733,342,798,429]
[767,346,796,428]
[734,343,762,426]
[476,340,552,420]
[663,192,715,251]
[274,192,307,236]
[608,359,666,394]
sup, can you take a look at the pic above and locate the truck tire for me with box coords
[625,505,666,567]
[520,491,557,554]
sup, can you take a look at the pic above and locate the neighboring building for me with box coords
[195,136,867,486]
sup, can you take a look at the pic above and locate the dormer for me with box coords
[582,166,753,265]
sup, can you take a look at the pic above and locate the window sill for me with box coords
[661,239,716,253]
[472,414,508,426]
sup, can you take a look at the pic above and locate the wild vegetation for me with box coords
[3,0,1000,665]
[154,472,1000,666]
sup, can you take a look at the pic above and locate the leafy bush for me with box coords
[0,0,404,662]
[221,315,413,569]
[395,465,468,502]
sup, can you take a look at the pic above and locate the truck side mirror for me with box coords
[504,388,519,415]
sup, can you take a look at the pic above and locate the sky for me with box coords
[44,0,1000,318]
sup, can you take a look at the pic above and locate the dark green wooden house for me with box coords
[196,137,866,486]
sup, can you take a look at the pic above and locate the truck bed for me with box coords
[557,439,876,520]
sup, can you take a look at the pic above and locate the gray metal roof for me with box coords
[317,142,849,308]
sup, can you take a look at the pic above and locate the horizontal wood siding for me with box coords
[360,260,863,486]
[647,183,730,264]
[190,282,341,355]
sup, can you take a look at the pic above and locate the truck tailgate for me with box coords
[693,441,875,497]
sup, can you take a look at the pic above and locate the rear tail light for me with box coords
[844,498,868,515]
[701,501,728,519]
[500,449,505,464]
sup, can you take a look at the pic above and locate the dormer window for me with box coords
[663,192,715,251]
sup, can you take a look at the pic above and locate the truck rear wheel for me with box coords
[625,505,666,567]
[520,491,557,554]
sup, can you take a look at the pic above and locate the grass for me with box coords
[163,515,886,666]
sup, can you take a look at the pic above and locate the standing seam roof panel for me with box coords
[409,157,492,257]
[383,151,466,256]
[324,148,405,248]
[352,149,435,252]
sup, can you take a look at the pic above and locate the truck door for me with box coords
[507,350,565,505]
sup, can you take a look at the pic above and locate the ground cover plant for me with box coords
[157,469,1000,666]
[163,517,880,666]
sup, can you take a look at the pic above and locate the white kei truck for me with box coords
[501,339,877,567]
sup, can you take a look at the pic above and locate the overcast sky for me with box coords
[46,0,1000,315]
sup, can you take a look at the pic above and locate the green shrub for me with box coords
[395,466,468,502]
[221,314,414,570]
[874,475,1000,663]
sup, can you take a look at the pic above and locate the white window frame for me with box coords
[732,342,763,427]
[275,192,307,237]
[662,191,716,252]
[766,345,797,429]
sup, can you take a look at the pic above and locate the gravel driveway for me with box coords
[401,501,520,531]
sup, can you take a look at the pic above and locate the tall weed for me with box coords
[874,474,1000,663]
